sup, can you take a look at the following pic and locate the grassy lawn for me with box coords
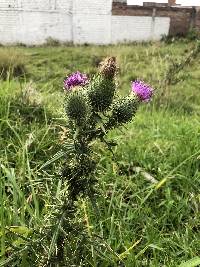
[0,40,200,266]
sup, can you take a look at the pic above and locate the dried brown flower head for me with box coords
[99,56,118,79]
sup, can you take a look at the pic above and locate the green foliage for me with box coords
[186,29,200,41]
[0,41,200,266]
[44,37,62,47]
[157,41,200,106]
[161,29,200,44]
[44,37,73,47]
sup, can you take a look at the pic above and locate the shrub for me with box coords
[44,37,61,47]
[186,28,200,41]
[44,37,73,47]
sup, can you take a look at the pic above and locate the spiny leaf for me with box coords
[179,257,200,267]
[39,144,74,169]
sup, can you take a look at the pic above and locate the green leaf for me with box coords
[9,226,32,236]
[0,230,7,238]
[0,246,28,267]
[39,145,74,169]
[12,238,26,247]
[148,244,164,251]
[48,211,66,261]
[179,257,200,267]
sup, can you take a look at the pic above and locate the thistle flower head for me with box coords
[131,80,153,102]
[99,57,118,79]
[64,71,88,90]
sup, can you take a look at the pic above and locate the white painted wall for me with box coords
[0,0,170,45]
[111,16,170,42]
[0,0,73,45]
[73,0,112,44]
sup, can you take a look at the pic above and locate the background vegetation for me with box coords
[0,39,200,266]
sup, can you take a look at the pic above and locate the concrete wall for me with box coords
[111,16,170,42]
[0,0,198,45]
[73,0,112,44]
[0,0,73,45]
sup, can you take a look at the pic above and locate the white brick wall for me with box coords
[21,0,51,10]
[0,0,73,45]
[73,0,112,15]
[19,12,72,45]
[73,0,112,44]
[73,14,111,44]
[0,10,72,44]
[112,16,170,42]
[55,0,73,11]
[0,10,19,43]
[0,0,170,45]
[0,0,18,8]
[153,17,170,40]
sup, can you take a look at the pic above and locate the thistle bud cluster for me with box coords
[63,57,153,133]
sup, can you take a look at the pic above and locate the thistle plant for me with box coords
[157,41,200,106]
[43,57,153,265]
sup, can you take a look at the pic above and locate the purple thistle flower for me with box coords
[64,71,88,90]
[131,80,153,102]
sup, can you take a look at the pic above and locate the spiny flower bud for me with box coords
[65,91,91,126]
[106,96,138,129]
[87,75,116,112]
[99,57,118,79]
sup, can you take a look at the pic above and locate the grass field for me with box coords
[0,40,200,266]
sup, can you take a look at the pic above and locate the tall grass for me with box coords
[0,48,26,80]
[0,41,200,266]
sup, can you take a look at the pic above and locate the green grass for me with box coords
[0,41,200,266]
[0,48,26,80]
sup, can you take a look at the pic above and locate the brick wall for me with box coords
[194,8,200,29]
[168,0,176,6]
[113,0,126,2]
[112,2,196,36]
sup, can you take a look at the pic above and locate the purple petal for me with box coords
[64,71,89,90]
[131,80,153,102]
